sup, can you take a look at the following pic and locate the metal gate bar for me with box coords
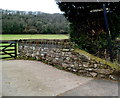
[0,40,17,59]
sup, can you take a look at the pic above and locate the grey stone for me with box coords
[109,75,118,81]
[83,64,88,68]
[56,49,61,53]
[67,52,72,55]
[70,65,74,68]
[62,52,65,56]
[79,55,88,61]
[55,58,59,60]
[74,57,78,60]
[67,67,72,70]
[64,60,71,64]
[72,69,77,72]
[78,70,87,73]
[44,47,48,50]
[85,73,92,77]
[94,64,98,68]
[52,59,58,64]
[78,67,84,70]
[98,74,107,78]
[62,63,68,68]
[36,51,40,55]
[65,54,69,57]
[32,54,35,57]
[90,72,97,77]
[85,68,93,71]
[74,62,79,67]
[41,49,44,51]
[24,46,28,48]
[62,49,70,52]
[78,64,82,67]
[66,57,70,61]
[36,56,39,60]
[41,54,45,57]
[26,53,31,56]
[70,49,74,51]
[33,47,35,50]
[94,69,113,75]
[43,52,48,54]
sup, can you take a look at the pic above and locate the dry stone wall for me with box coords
[18,39,120,81]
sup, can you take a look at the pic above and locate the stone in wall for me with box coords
[18,40,120,81]
[94,69,114,75]
[90,72,97,77]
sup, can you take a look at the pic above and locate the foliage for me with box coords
[2,9,70,34]
[57,2,120,60]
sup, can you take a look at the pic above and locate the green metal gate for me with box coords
[0,40,17,59]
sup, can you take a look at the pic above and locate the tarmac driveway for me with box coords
[2,60,119,96]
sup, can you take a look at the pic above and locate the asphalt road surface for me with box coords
[1,60,119,96]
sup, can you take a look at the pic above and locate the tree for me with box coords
[2,9,70,34]
[57,2,120,60]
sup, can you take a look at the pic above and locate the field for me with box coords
[1,34,69,40]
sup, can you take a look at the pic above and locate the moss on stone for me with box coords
[74,48,120,70]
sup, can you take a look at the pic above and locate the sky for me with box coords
[0,0,63,14]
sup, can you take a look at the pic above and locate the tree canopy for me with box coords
[2,9,70,34]
[57,2,120,60]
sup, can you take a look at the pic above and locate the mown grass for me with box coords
[1,34,69,40]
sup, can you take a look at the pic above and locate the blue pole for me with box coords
[103,4,113,62]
